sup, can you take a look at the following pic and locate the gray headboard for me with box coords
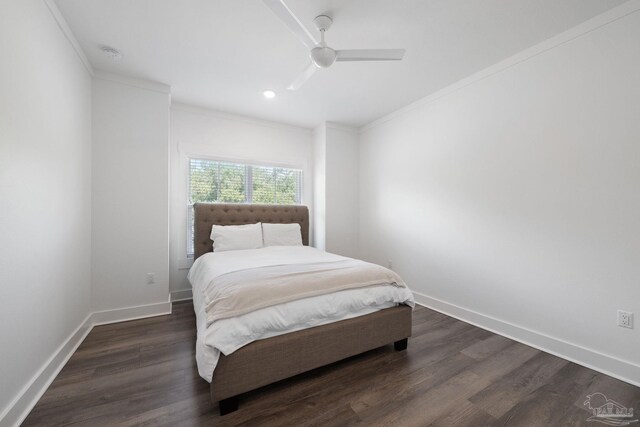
[193,203,309,259]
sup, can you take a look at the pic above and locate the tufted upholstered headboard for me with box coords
[193,203,309,260]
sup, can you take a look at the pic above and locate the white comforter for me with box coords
[188,246,415,382]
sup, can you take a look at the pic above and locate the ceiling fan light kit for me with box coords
[264,0,406,90]
[310,47,336,68]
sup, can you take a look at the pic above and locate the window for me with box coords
[187,158,303,256]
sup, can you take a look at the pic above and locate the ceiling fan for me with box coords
[263,0,406,91]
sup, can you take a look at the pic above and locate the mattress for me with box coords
[188,246,415,382]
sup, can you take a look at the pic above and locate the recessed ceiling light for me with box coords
[98,44,123,60]
[263,90,276,99]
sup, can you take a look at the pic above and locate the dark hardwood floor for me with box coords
[23,302,640,426]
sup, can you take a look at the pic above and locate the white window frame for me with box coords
[186,155,304,258]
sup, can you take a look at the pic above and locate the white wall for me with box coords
[359,9,640,383]
[92,75,170,311]
[0,0,92,421]
[324,125,359,258]
[312,123,360,258]
[313,124,326,250]
[169,104,313,295]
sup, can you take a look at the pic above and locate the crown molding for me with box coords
[43,0,94,76]
[360,0,640,134]
[325,121,358,134]
[93,71,171,94]
[171,102,313,134]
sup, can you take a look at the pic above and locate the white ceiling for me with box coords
[55,0,625,129]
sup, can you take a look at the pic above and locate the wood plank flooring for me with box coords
[23,302,640,426]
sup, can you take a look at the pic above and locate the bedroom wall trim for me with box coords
[171,102,313,134]
[93,71,171,95]
[0,302,172,427]
[359,0,640,134]
[0,314,93,427]
[91,300,172,326]
[43,0,94,75]
[413,291,640,388]
[325,121,358,133]
[171,289,193,302]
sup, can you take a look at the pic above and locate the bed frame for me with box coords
[193,202,412,415]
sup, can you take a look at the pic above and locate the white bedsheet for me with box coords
[188,246,415,382]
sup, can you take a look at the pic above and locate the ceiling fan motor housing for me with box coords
[310,46,336,68]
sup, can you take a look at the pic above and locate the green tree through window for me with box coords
[187,158,302,256]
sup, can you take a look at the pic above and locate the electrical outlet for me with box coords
[617,310,634,329]
[147,273,156,285]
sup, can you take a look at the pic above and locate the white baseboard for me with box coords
[1,300,173,427]
[91,300,172,326]
[5,292,638,427]
[0,314,93,427]
[170,289,193,302]
[413,291,640,387]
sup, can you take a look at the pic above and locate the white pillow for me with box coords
[210,223,263,252]
[262,223,303,247]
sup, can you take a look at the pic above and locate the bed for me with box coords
[190,202,413,415]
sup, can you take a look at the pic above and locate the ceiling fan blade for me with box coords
[336,49,406,62]
[287,62,318,91]
[263,0,318,50]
